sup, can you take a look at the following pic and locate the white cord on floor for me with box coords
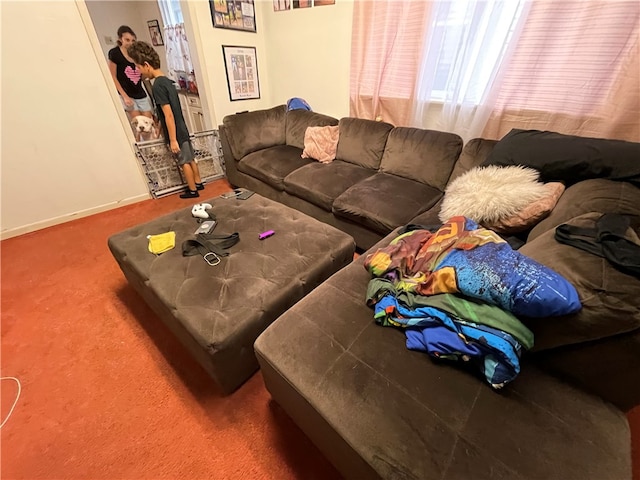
[1,377,21,428]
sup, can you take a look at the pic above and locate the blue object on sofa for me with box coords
[286,97,312,111]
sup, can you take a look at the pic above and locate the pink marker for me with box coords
[259,230,275,240]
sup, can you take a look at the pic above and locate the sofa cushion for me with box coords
[449,138,498,183]
[408,199,445,227]
[379,127,462,190]
[332,173,442,235]
[300,125,340,164]
[335,118,393,169]
[519,212,640,351]
[284,160,376,212]
[255,248,631,480]
[237,145,312,191]
[222,105,286,159]
[528,179,640,241]
[483,129,640,187]
[285,110,338,150]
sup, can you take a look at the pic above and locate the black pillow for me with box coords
[482,129,640,187]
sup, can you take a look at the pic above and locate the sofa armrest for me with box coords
[218,124,242,187]
[221,105,287,159]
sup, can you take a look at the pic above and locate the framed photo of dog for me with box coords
[222,45,261,101]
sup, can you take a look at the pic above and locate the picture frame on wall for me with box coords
[222,45,261,101]
[147,20,164,46]
[210,0,256,33]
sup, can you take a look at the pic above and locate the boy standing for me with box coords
[128,41,204,198]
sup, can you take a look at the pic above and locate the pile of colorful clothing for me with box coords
[364,216,581,388]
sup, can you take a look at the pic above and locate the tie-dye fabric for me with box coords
[364,216,581,388]
[364,216,581,318]
[373,292,524,387]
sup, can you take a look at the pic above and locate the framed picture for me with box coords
[210,0,256,33]
[147,20,164,46]
[222,45,261,101]
[273,0,290,10]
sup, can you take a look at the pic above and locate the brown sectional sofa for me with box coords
[221,106,464,251]
[220,106,640,479]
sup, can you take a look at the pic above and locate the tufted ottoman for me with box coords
[108,194,355,394]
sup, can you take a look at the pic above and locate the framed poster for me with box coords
[210,0,256,33]
[147,20,164,46]
[222,45,260,101]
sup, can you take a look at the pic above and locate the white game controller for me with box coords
[191,203,213,219]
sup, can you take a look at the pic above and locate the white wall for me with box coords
[1,1,149,239]
[262,0,354,119]
[182,0,354,125]
[0,0,354,239]
[182,0,275,127]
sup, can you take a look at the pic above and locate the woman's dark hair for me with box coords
[116,25,136,46]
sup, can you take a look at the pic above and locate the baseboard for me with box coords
[0,193,150,240]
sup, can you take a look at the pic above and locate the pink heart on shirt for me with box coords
[124,65,141,84]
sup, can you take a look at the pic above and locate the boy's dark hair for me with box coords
[116,25,135,45]
[128,41,161,69]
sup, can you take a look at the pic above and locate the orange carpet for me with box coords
[1,179,340,479]
[1,178,639,479]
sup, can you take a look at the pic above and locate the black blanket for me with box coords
[482,129,640,187]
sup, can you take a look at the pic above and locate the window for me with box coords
[158,0,184,26]
[418,0,527,104]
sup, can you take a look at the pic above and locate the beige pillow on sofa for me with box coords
[301,125,339,164]
[487,182,565,234]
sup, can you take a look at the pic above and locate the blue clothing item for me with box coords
[375,293,523,387]
[405,327,516,387]
[439,244,581,318]
[286,97,312,111]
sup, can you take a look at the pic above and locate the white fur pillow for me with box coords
[439,165,548,224]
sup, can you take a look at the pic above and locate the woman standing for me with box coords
[108,25,153,121]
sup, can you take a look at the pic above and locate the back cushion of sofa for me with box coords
[519,212,640,351]
[222,105,286,159]
[448,138,498,183]
[527,178,640,241]
[285,110,339,150]
[380,127,463,190]
[335,118,393,169]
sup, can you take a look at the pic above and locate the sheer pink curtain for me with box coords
[351,0,639,141]
[350,1,430,126]
[482,1,640,142]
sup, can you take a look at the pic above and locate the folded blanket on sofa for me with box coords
[368,290,531,388]
[365,216,581,318]
[364,217,581,387]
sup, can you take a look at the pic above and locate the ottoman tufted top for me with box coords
[108,194,355,393]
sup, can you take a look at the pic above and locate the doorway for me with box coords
[80,0,223,197]
[84,0,204,137]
